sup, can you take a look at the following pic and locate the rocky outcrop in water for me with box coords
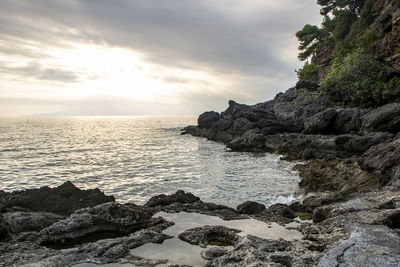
[0,181,115,215]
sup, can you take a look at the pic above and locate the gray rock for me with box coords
[227,129,266,151]
[4,211,64,234]
[0,213,10,241]
[206,235,293,267]
[0,181,115,215]
[178,225,240,248]
[254,203,296,225]
[332,108,364,133]
[236,201,266,215]
[0,229,171,267]
[198,111,220,129]
[37,202,168,247]
[334,132,394,156]
[145,190,200,207]
[201,246,229,260]
[358,137,400,186]
[362,103,400,134]
[318,225,400,267]
[304,108,337,134]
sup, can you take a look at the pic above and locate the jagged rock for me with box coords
[304,108,337,134]
[358,137,400,186]
[264,134,336,160]
[334,132,394,156]
[198,111,220,128]
[296,80,319,91]
[332,108,365,133]
[254,203,296,225]
[178,225,240,248]
[201,247,229,260]
[0,213,10,241]
[236,201,266,215]
[160,200,247,220]
[273,88,332,132]
[0,181,115,215]
[4,211,64,234]
[206,235,293,267]
[37,202,168,247]
[318,225,400,267]
[227,129,266,151]
[0,230,171,266]
[145,190,200,207]
[361,103,400,134]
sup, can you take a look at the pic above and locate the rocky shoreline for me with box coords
[1,84,400,266]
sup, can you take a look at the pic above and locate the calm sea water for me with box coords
[0,117,299,207]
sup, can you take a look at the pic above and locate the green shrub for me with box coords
[321,50,391,107]
[296,62,322,82]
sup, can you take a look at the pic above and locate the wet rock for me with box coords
[145,190,200,207]
[206,235,293,267]
[201,246,229,260]
[304,108,337,134]
[0,181,115,215]
[4,211,64,234]
[296,80,319,91]
[178,225,240,248]
[0,213,10,241]
[318,224,400,267]
[362,103,400,134]
[0,229,171,266]
[160,200,247,220]
[254,203,296,225]
[198,111,220,129]
[37,202,168,247]
[236,201,266,215]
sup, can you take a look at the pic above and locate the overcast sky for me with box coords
[0,0,322,116]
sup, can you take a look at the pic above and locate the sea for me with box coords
[0,116,300,208]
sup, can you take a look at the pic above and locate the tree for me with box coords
[296,25,324,61]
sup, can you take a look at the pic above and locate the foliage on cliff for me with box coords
[296,0,400,108]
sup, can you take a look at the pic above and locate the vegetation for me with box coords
[296,62,321,82]
[296,0,400,108]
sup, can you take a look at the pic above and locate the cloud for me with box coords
[0,62,79,83]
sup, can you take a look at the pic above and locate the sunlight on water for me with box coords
[0,117,300,207]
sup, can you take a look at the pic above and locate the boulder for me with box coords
[304,108,337,134]
[37,202,168,247]
[198,111,220,129]
[227,129,266,151]
[0,181,115,215]
[332,108,364,133]
[145,190,200,207]
[236,201,266,215]
[178,225,240,248]
[334,132,394,156]
[254,203,296,225]
[4,211,64,234]
[362,103,400,134]
[358,137,400,186]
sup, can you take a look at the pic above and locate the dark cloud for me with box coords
[0,62,79,83]
[0,0,321,77]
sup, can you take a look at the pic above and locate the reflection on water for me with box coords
[0,117,300,207]
[131,212,302,266]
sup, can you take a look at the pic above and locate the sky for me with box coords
[0,0,322,116]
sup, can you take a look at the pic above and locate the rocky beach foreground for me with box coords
[1,84,400,266]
